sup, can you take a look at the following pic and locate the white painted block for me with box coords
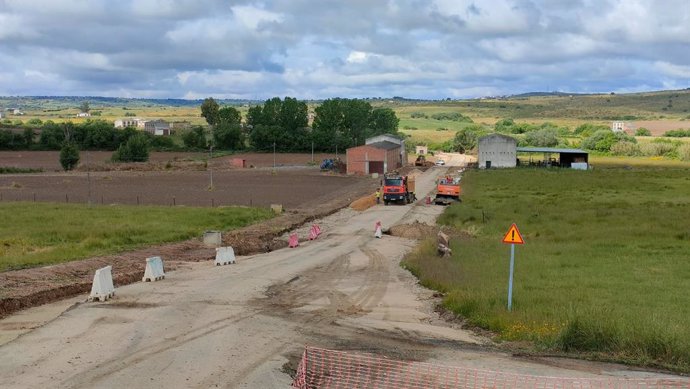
[143,256,165,282]
[215,247,236,266]
[203,230,222,247]
[89,265,115,302]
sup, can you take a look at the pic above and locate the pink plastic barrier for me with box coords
[289,233,299,248]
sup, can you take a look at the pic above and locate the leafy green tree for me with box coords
[213,121,244,149]
[23,128,34,148]
[0,130,26,150]
[112,134,149,162]
[79,101,90,113]
[247,97,309,151]
[59,143,80,171]
[182,126,207,149]
[452,125,483,153]
[200,97,220,126]
[39,122,65,150]
[312,98,346,152]
[369,108,399,137]
[217,106,241,125]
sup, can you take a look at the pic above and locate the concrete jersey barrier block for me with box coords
[143,256,165,282]
[89,265,115,302]
[203,231,222,247]
[215,247,236,266]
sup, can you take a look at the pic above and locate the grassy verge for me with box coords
[0,203,273,271]
[402,163,690,372]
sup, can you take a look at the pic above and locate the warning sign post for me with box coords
[503,223,525,311]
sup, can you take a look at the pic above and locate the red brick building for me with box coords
[346,141,402,175]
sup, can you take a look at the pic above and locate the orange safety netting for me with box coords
[292,346,689,389]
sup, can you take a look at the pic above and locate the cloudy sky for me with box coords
[0,0,689,100]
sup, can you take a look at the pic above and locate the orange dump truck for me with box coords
[383,174,416,205]
[435,176,461,205]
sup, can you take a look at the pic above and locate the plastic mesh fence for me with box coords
[292,346,689,389]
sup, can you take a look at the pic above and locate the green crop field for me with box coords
[403,161,690,372]
[0,203,273,271]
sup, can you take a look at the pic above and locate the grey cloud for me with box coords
[0,0,688,98]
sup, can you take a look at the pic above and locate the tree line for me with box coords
[198,96,401,152]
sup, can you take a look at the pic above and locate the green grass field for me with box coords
[0,203,273,271]
[403,162,690,372]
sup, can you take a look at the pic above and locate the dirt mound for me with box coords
[388,221,439,240]
[349,194,376,211]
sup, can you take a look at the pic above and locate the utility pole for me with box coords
[86,150,92,206]
[209,126,214,191]
[273,142,276,169]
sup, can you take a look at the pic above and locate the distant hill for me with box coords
[0,96,259,110]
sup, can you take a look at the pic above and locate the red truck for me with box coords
[383,174,416,205]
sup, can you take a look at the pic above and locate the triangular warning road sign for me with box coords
[502,223,525,244]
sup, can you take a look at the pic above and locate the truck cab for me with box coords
[383,175,416,205]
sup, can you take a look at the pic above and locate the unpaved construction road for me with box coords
[0,167,683,388]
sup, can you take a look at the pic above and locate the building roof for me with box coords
[367,141,400,150]
[479,133,517,142]
[517,147,588,154]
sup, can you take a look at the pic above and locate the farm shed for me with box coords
[478,134,518,168]
[366,134,407,169]
[517,147,589,169]
[346,141,401,175]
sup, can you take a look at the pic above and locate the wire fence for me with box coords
[292,346,689,389]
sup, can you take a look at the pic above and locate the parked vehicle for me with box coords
[383,174,416,205]
[435,159,446,166]
[435,175,461,205]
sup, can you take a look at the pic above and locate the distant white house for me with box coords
[144,119,171,136]
[12,109,23,116]
[611,121,631,133]
[114,118,145,128]
[77,112,91,118]
[0,111,4,119]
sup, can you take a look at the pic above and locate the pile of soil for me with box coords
[387,221,440,240]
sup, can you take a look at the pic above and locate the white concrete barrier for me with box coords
[143,256,165,282]
[203,231,222,247]
[215,246,236,266]
[375,221,383,239]
[89,265,115,302]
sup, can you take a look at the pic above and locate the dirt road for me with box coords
[0,168,681,388]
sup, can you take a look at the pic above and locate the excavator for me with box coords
[434,175,461,205]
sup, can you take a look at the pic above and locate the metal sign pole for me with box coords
[508,243,515,311]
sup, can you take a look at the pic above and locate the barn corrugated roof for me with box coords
[366,141,400,150]
[517,147,588,154]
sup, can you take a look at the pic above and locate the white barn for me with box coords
[478,133,517,168]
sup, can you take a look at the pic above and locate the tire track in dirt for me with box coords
[61,308,262,388]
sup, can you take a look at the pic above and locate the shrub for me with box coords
[663,129,690,137]
[678,144,690,161]
[639,142,676,157]
[524,128,559,147]
[581,130,635,152]
[182,126,207,149]
[610,141,640,156]
[635,128,651,136]
[59,143,80,171]
[410,112,427,118]
[574,123,609,137]
[112,134,149,162]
